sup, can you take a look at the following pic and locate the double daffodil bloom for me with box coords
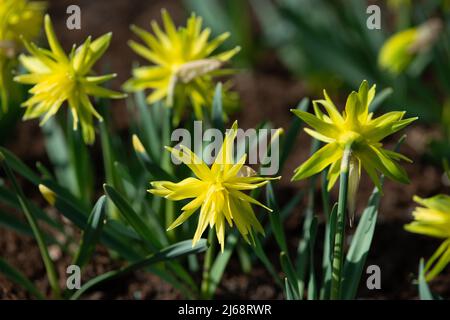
[123,9,240,124]
[379,19,442,74]
[0,0,46,111]
[405,195,450,280]
[148,121,279,251]
[291,80,416,193]
[14,15,126,144]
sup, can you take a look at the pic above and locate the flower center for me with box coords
[339,130,363,146]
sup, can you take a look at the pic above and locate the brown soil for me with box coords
[1,0,450,300]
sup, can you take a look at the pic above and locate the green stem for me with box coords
[201,229,216,299]
[330,144,352,300]
[0,153,61,299]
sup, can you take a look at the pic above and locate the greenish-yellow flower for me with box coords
[405,195,450,281]
[291,80,416,192]
[148,121,279,252]
[0,0,46,112]
[379,19,442,74]
[14,15,126,144]
[123,9,240,124]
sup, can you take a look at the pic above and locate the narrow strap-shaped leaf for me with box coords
[307,216,318,300]
[133,134,174,181]
[212,82,224,132]
[206,230,239,298]
[134,90,161,162]
[66,113,94,204]
[236,243,252,274]
[419,259,434,300]
[70,239,208,300]
[266,182,288,252]
[341,188,380,299]
[369,87,393,113]
[320,203,337,300]
[0,152,60,298]
[73,196,107,269]
[0,147,41,185]
[42,117,79,198]
[253,235,282,287]
[0,208,57,245]
[103,184,161,250]
[284,278,296,300]
[280,251,300,299]
[0,257,44,299]
[41,182,142,261]
[280,97,309,170]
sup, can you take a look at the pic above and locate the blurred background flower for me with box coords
[0,0,46,112]
[123,9,240,125]
[405,195,450,281]
[14,15,126,144]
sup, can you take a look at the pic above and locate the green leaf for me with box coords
[41,117,78,198]
[41,181,141,261]
[133,135,174,181]
[307,216,318,300]
[237,243,252,274]
[35,161,54,180]
[66,113,94,203]
[266,182,288,252]
[99,106,123,220]
[0,153,60,298]
[369,87,393,113]
[73,196,107,269]
[320,203,337,300]
[280,97,309,170]
[0,257,44,299]
[70,239,208,300]
[295,162,319,299]
[280,251,300,299]
[103,184,161,250]
[419,259,434,300]
[0,208,33,236]
[341,187,380,300]
[284,278,296,300]
[212,82,224,132]
[253,235,282,287]
[0,185,63,232]
[134,90,161,162]
[206,230,239,298]
[0,147,41,185]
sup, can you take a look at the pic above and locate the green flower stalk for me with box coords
[405,195,450,281]
[14,15,126,144]
[123,9,240,124]
[291,80,416,299]
[0,0,46,112]
[379,19,442,74]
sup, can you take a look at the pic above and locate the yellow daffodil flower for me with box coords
[14,15,126,144]
[0,0,46,112]
[148,121,280,251]
[405,195,450,280]
[123,9,240,124]
[291,80,416,194]
[379,19,442,74]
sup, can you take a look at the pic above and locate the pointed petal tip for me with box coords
[39,184,56,206]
